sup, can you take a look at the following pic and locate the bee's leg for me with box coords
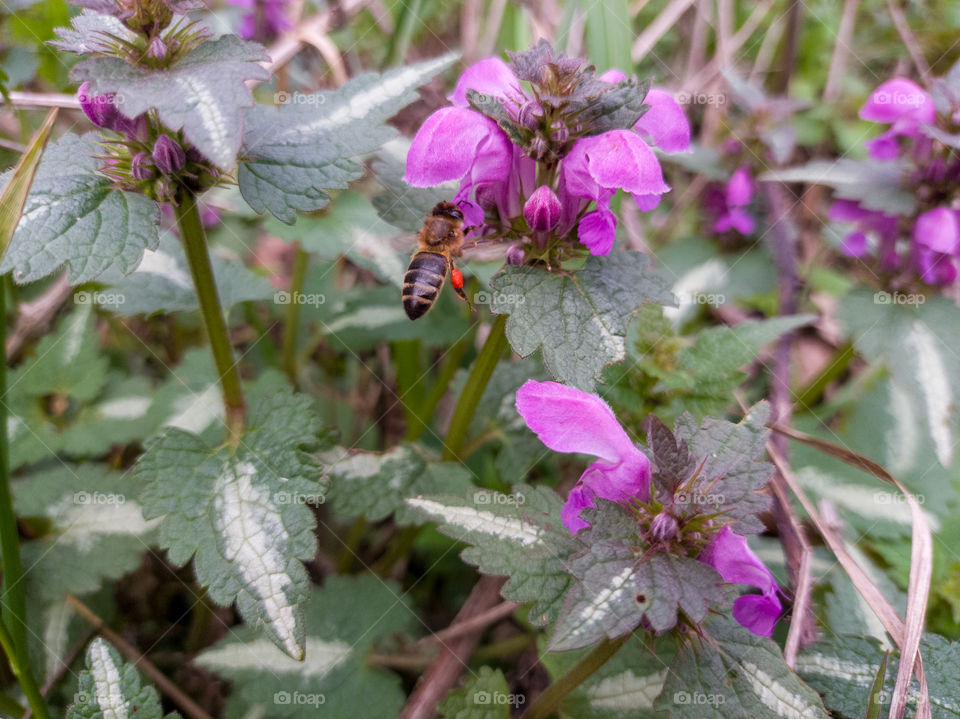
[449,259,473,310]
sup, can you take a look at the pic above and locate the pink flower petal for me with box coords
[561,484,596,533]
[732,594,782,637]
[725,166,754,207]
[860,78,935,126]
[564,129,670,198]
[633,193,662,212]
[404,107,511,187]
[449,57,523,108]
[516,380,638,464]
[914,207,960,254]
[598,68,628,83]
[578,209,618,255]
[634,88,691,153]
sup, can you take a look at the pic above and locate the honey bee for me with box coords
[402,202,471,321]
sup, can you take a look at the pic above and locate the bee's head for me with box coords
[431,202,464,222]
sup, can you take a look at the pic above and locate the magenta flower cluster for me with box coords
[228,0,292,41]
[404,48,690,257]
[515,380,783,638]
[831,78,960,285]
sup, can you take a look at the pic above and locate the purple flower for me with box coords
[230,0,291,40]
[913,207,960,284]
[152,135,186,174]
[699,526,783,637]
[524,185,562,231]
[515,380,651,533]
[404,54,689,255]
[860,78,935,160]
[828,200,900,268]
[713,166,755,235]
[78,82,122,131]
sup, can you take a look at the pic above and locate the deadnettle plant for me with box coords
[405,40,690,261]
[516,379,783,637]
[828,75,960,285]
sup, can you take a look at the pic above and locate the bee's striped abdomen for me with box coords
[403,251,447,320]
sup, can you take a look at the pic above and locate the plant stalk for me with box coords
[521,635,628,719]
[174,192,246,443]
[281,244,309,383]
[0,283,50,719]
[442,314,508,461]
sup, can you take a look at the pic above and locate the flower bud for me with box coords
[518,101,543,130]
[650,512,679,542]
[152,135,186,174]
[147,35,167,61]
[549,120,569,144]
[78,82,121,130]
[523,185,562,231]
[118,114,149,142]
[130,152,155,180]
[506,245,525,265]
[528,136,549,160]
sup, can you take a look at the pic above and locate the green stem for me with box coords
[174,193,246,443]
[393,340,424,437]
[281,245,309,383]
[0,282,50,719]
[386,0,424,66]
[520,636,628,719]
[442,314,508,461]
[407,333,472,442]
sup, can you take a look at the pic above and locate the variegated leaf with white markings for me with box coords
[73,35,269,170]
[841,290,960,469]
[405,485,580,625]
[68,638,175,719]
[238,53,457,223]
[656,614,829,718]
[0,133,160,285]
[136,373,328,659]
[196,575,415,718]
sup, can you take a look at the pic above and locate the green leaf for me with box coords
[797,633,960,719]
[840,289,960,468]
[439,666,514,719]
[50,10,136,55]
[0,132,160,284]
[542,633,677,719]
[15,303,107,403]
[659,315,815,420]
[490,252,674,390]
[404,485,580,625]
[325,444,475,526]
[136,373,327,659]
[0,108,56,256]
[672,402,774,534]
[550,540,723,651]
[657,614,829,718]
[265,191,407,286]
[60,375,159,455]
[760,159,915,215]
[196,575,415,719]
[68,638,173,719]
[16,464,158,603]
[584,0,632,73]
[75,35,269,170]
[106,231,274,316]
[239,54,457,223]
